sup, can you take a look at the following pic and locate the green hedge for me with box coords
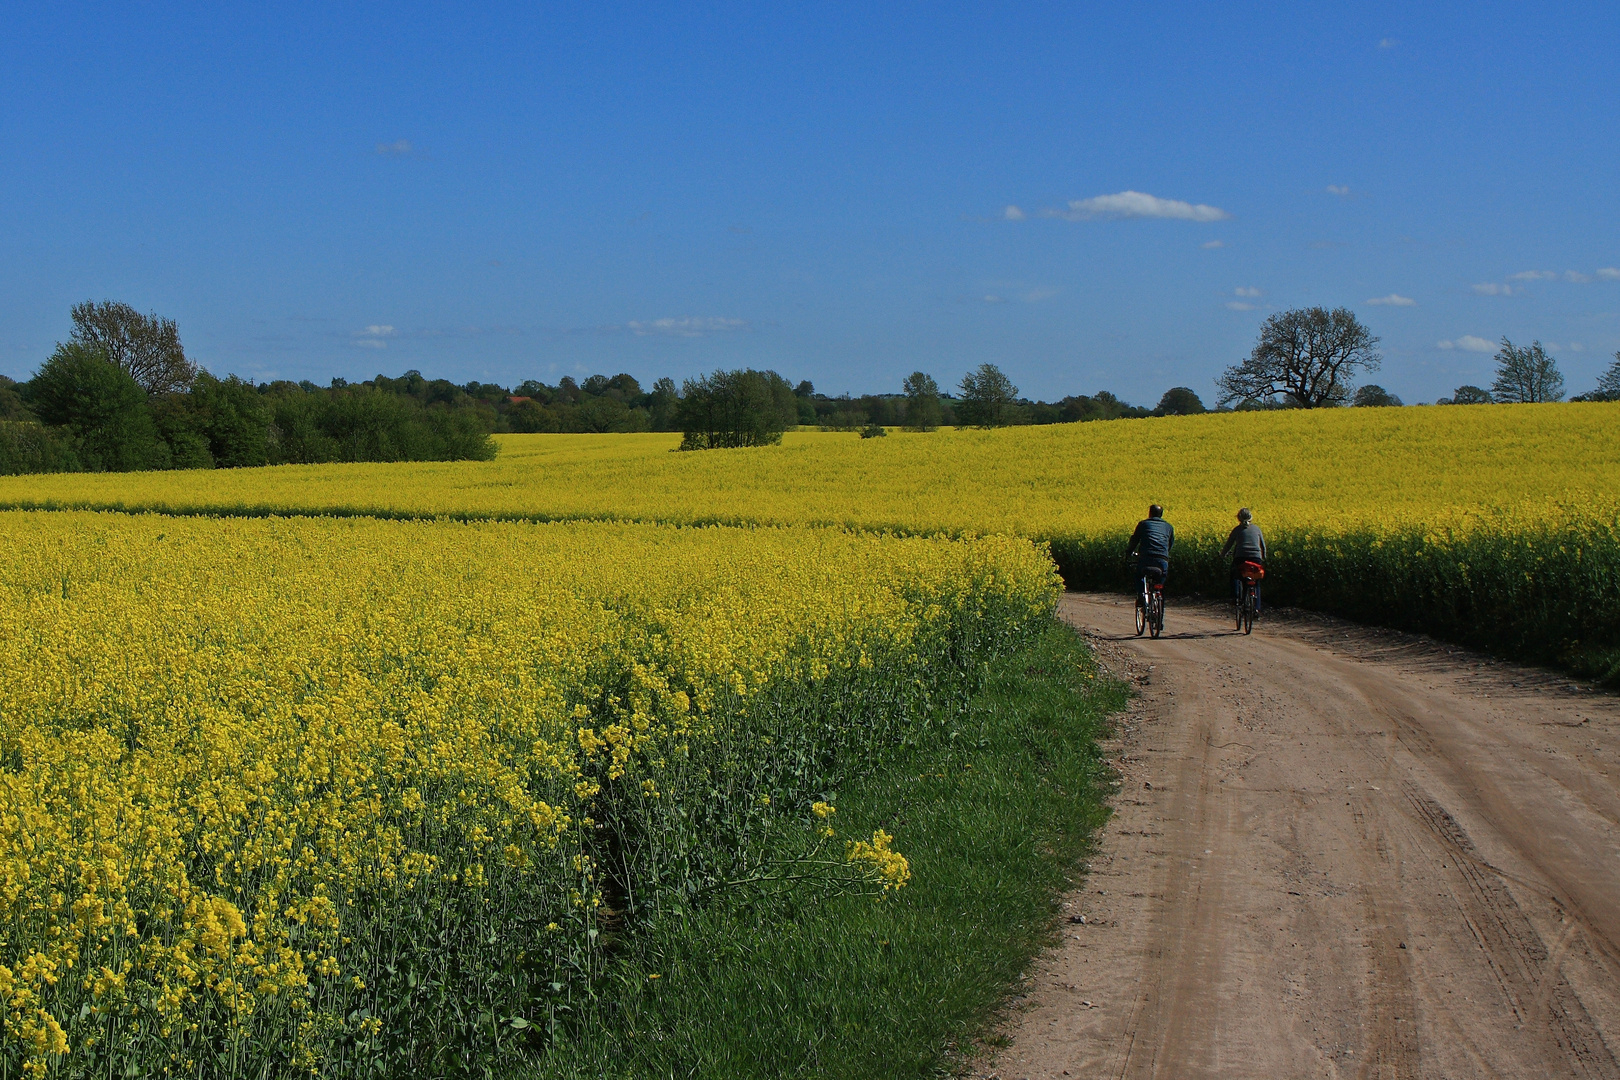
[1049,512,1620,683]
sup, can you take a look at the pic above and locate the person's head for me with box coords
[1237,507,1252,523]
[1148,504,1163,519]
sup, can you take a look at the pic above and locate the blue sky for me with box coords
[3,2,1617,404]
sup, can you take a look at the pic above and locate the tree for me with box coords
[0,377,35,422]
[901,372,943,431]
[187,373,271,467]
[676,369,799,449]
[574,394,639,433]
[25,342,169,471]
[1352,384,1403,407]
[1590,353,1620,402]
[1217,307,1380,408]
[647,376,681,430]
[1438,385,1493,405]
[606,373,642,398]
[956,363,1018,428]
[1490,339,1564,403]
[1060,391,1147,422]
[0,420,79,475]
[69,300,197,395]
[1154,387,1206,416]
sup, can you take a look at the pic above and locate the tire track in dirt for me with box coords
[980,594,1620,1080]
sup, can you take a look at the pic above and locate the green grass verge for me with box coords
[529,618,1124,1079]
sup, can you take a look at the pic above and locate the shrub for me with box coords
[0,421,80,474]
[677,369,798,450]
[24,343,169,471]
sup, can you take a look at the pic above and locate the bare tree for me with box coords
[69,300,197,395]
[1490,339,1564,403]
[1217,307,1381,408]
[1591,352,1620,401]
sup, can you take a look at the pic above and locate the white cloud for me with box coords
[1509,270,1556,281]
[1022,287,1059,303]
[375,139,413,155]
[1598,267,1620,280]
[1047,190,1230,222]
[982,295,1005,304]
[1378,38,1398,48]
[1201,240,1225,249]
[627,317,748,337]
[1472,283,1513,296]
[1565,270,1592,283]
[1436,335,1496,353]
[1226,301,1255,311]
[1003,205,1026,221]
[1367,294,1416,306]
[352,325,395,348]
[1326,185,1351,196]
[1233,286,1262,298]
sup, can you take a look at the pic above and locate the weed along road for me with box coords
[988,593,1620,1080]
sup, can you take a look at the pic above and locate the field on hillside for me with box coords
[3,402,1616,675]
[1,403,1615,537]
[5,403,1615,1075]
[0,511,1056,1077]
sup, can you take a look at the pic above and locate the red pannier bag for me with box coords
[1238,560,1266,583]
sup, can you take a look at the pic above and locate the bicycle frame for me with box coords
[1236,578,1258,635]
[1136,576,1165,638]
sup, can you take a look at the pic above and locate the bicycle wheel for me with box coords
[1135,591,1147,636]
[1242,586,1256,635]
[1234,589,1244,631]
[1149,590,1163,639]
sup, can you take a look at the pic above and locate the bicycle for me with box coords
[1136,566,1166,639]
[1234,560,1264,635]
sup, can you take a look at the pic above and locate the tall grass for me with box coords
[534,621,1122,1078]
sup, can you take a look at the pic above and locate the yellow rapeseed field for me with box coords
[0,403,1614,541]
[1,401,1615,1072]
[0,511,1055,1076]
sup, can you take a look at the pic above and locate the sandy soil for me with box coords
[982,593,1620,1080]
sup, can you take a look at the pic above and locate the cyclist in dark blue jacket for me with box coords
[1125,504,1174,594]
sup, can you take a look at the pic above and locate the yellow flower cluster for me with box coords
[845,830,911,894]
[0,510,1055,1075]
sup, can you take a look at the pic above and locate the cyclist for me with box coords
[1125,504,1174,598]
[1221,507,1267,613]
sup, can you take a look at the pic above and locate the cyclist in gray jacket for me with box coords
[1221,507,1267,612]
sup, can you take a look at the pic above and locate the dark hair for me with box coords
[1148,504,1163,518]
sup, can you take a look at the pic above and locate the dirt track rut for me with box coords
[985,593,1620,1079]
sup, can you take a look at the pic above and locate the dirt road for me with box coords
[986,593,1620,1080]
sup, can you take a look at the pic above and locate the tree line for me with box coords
[1215,306,1620,409]
[0,303,498,475]
[0,303,1202,472]
[6,301,1612,472]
